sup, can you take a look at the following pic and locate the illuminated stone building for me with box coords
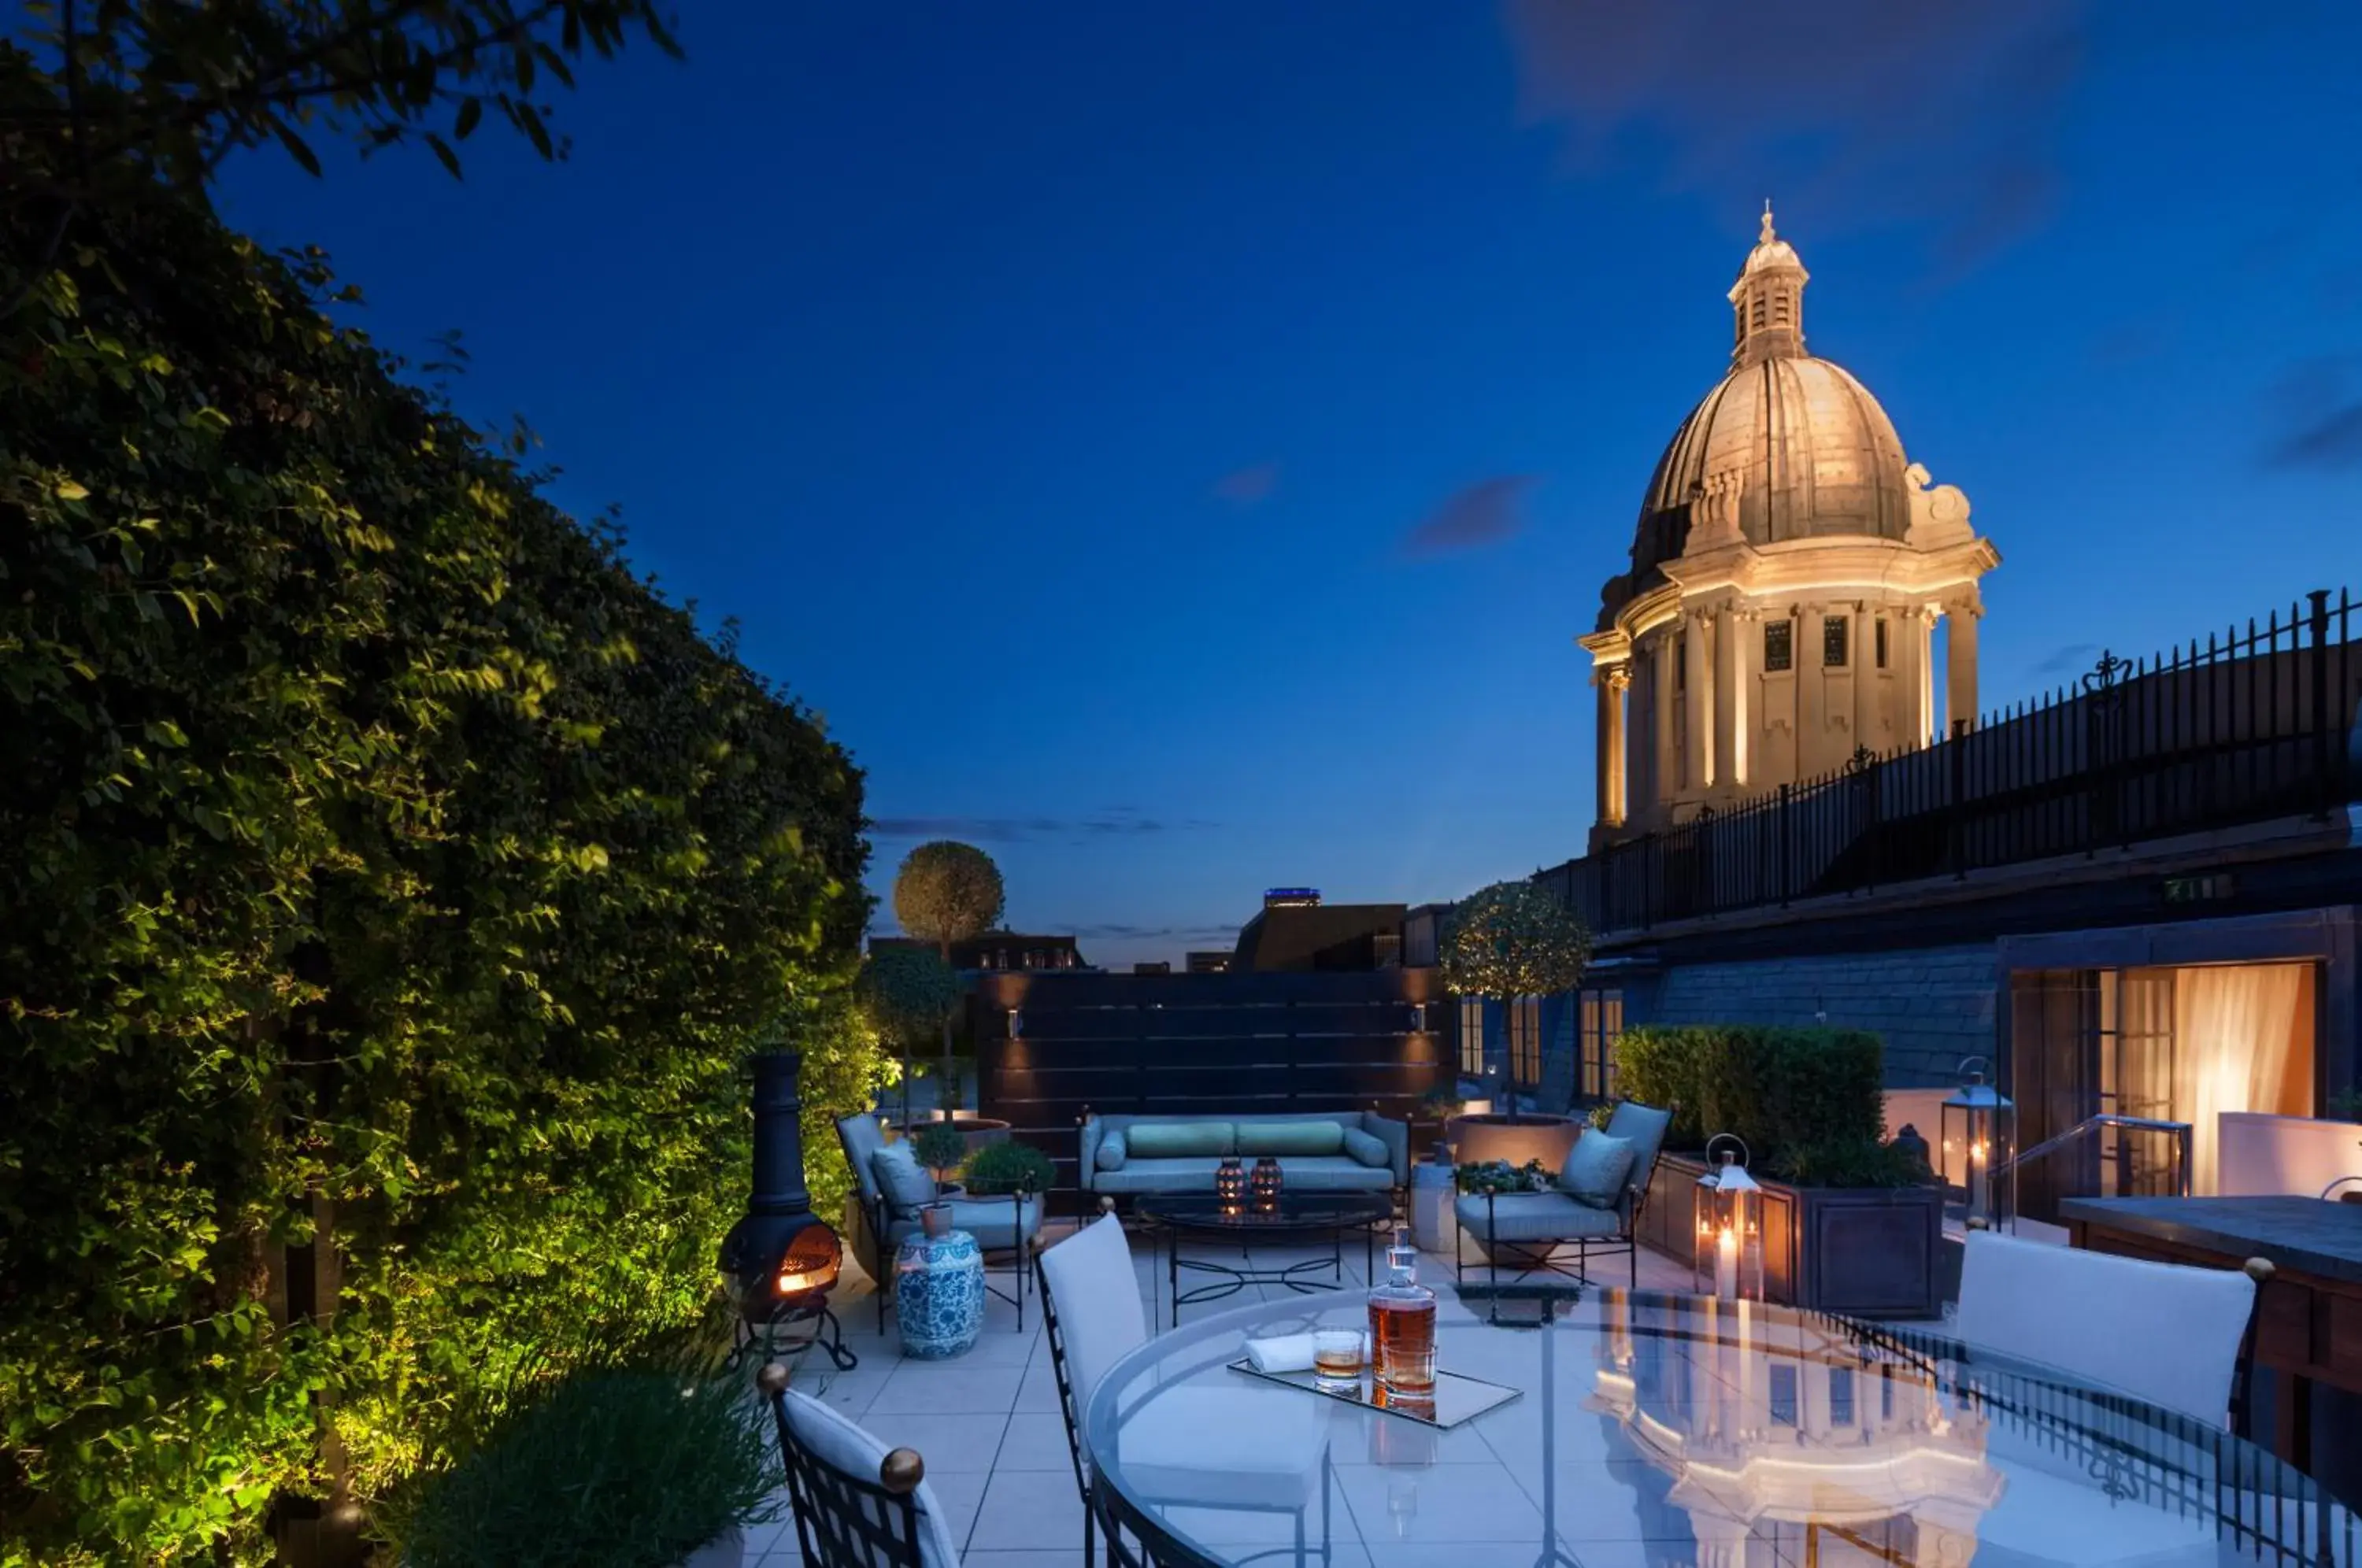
[1580,208,2000,849]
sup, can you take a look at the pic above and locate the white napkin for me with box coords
[1243,1333,1316,1374]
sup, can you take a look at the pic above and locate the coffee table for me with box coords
[1135,1192,1394,1327]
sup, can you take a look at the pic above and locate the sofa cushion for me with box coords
[1237,1120,1346,1158]
[1129,1122,1234,1158]
[1557,1131,1635,1211]
[1096,1130,1128,1171]
[1340,1128,1390,1169]
[1455,1192,1624,1243]
[1091,1158,1232,1193]
[870,1143,936,1219]
[1267,1156,1394,1192]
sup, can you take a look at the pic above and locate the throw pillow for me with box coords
[1340,1128,1391,1169]
[871,1143,937,1218]
[1127,1122,1234,1159]
[1557,1131,1636,1211]
[1236,1120,1346,1158]
[1096,1130,1128,1171]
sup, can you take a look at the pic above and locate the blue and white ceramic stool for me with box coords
[894,1226,985,1359]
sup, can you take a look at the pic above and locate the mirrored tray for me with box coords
[1225,1359,1521,1429]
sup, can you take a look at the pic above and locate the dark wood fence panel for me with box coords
[971,968,1449,1207]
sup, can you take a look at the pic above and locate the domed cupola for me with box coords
[1576,207,2001,848]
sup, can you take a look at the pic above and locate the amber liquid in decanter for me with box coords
[1366,1226,1437,1395]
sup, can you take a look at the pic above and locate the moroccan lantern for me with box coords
[1216,1157,1247,1215]
[1251,1156,1284,1212]
[1942,1056,2016,1230]
[1692,1133,1764,1303]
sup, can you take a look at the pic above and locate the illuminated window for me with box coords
[1875,618,1890,669]
[1509,997,1543,1089]
[1764,621,1793,672]
[1579,989,1624,1098]
[1458,997,1485,1077]
[1823,616,1849,668]
[1770,1364,1799,1426]
[1831,1368,1856,1426]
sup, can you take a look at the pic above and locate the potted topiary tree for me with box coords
[890,841,1013,1152]
[860,942,963,1130]
[394,1365,779,1568]
[1438,880,1593,1171]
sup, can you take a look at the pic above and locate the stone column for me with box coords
[1712,605,1742,790]
[1592,669,1618,830]
[1604,667,1629,823]
[1684,611,1712,794]
[1946,601,1981,736]
[1851,601,1874,753]
[1897,605,1927,749]
[1653,632,1679,806]
[1797,602,1826,775]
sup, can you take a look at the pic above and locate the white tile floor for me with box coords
[746,1217,1694,1567]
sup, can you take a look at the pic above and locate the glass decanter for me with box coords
[1366,1226,1437,1396]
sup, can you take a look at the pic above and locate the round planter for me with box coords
[1446,1112,1582,1174]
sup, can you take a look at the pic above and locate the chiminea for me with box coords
[719,1050,857,1370]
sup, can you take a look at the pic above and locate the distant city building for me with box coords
[868,932,1088,972]
[1133,961,1172,975]
[1185,951,1233,974]
[1231,900,1405,973]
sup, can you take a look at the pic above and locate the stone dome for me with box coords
[1598,209,1912,628]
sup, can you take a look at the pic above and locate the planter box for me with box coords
[1446,1112,1581,1173]
[1640,1151,1943,1319]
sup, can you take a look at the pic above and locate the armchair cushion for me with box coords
[836,1113,887,1207]
[870,1143,936,1219]
[1341,1128,1391,1169]
[1557,1131,1635,1211]
[1096,1130,1128,1171]
[887,1195,1042,1253]
[1455,1192,1624,1243]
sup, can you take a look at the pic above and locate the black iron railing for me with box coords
[1539,586,2360,935]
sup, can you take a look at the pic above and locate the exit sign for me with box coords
[2164,873,2236,904]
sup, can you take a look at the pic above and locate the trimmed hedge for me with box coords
[1613,1025,1886,1170]
[1,147,873,1559]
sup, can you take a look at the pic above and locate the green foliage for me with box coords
[2327,1088,2362,1123]
[909,1122,968,1182]
[1612,1026,1890,1185]
[859,944,961,1043]
[2,1,682,205]
[0,116,868,1562]
[1586,1101,1617,1132]
[891,841,1005,949]
[1454,1159,1554,1196]
[1438,881,1592,1004]
[961,1141,1053,1197]
[1772,1138,1930,1191]
[1419,1086,1461,1119]
[398,1369,779,1568]
[786,995,898,1226]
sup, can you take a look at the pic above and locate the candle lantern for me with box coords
[1216,1157,1247,1215]
[1941,1056,2016,1231]
[1251,1156,1284,1211]
[1691,1133,1764,1303]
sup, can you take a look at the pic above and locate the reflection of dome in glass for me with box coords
[1601,206,1913,630]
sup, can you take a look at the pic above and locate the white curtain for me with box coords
[2172,963,2311,1195]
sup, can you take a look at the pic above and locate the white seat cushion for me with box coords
[1038,1214,1148,1449]
[1112,1385,1327,1510]
[779,1388,964,1568]
[1953,1231,2257,1428]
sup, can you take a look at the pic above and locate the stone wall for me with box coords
[1637,942,2000,1087]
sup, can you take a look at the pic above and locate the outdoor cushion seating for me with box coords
[1455,1098,1675,1300]
[1079,1110,1408,1198]
[1953,1230,2264,1429]
[760,1366,965,1568]
[837,1111,1043,1333]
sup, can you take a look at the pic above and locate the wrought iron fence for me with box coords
[1538,586,2360,934]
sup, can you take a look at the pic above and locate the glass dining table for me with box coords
[1082,1287,2357,1568]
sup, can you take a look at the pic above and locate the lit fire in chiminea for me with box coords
[718,1050,857,1370]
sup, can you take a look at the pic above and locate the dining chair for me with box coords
[1951,1230,2274,1430]
[1033,1211,1333,1567]
[757,1363,965,1567]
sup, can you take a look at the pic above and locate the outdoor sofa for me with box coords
[1078,1110,1409,1200]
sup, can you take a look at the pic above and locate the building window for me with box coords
[1509,997,1543,1089]
[1823,616,1849,668]
[1764,620,1793,672]
[1579,988,1624,1098]
[1458,997,1485,1077]
[1672,637,1686,693]
[1770,1364,1799,1426]
[1881,1372,1896,1422]
[1875,618,1890,668]
[1831,1368,1856,1426]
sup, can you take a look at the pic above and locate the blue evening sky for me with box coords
[217,2,2362,969]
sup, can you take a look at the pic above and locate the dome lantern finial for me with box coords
[1729,201,1808,368]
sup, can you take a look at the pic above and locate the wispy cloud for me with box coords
[1213,460,1281,506]
[2029,642,2101,678]
[1503,0,2090,273]
[870,809,1218,845]
[1401,475,1536,557]
[2260,357,2362,471]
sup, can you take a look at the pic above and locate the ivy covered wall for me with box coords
[0,161,871,1559]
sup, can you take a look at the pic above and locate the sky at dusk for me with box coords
[217,2,2362,970]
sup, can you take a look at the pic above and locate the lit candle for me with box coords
[1716,1223,1738,1300]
